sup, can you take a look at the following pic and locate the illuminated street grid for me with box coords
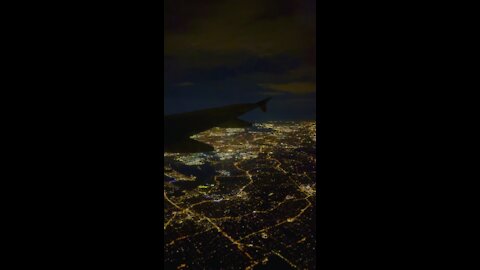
[164,122,316,269]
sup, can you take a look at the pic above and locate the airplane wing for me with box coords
[164,98,271,153]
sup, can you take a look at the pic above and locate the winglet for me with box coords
[257,98,272,112]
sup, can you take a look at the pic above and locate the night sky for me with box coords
[164,0,316,121]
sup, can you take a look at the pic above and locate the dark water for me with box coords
[165,159,217,190]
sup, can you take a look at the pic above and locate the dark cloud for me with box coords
[165,0,315,58]
[165,54,302,85]
[164,0,316,120]
[260,82,316,95]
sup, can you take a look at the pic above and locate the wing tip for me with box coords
[257,97,272,112]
